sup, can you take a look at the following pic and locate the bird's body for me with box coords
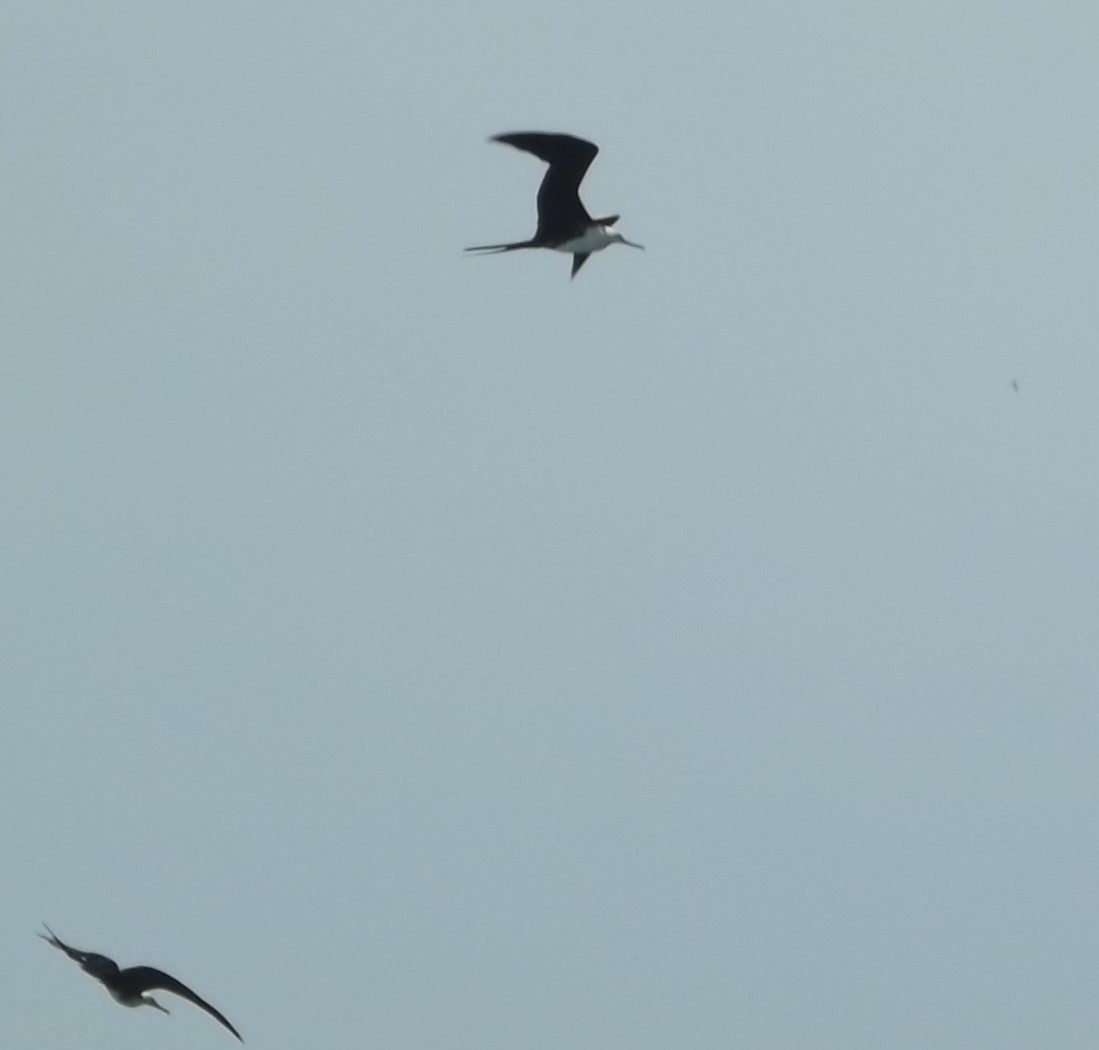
[555,223,627,256]
[466,132,643,278]
[39,924,242,1042]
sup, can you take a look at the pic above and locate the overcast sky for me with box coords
[3,3,1099,1049]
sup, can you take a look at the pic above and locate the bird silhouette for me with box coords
[39,923,243,1041]
[467,132,643,278]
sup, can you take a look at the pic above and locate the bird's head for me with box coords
[143,993,171,1015]
[608,228,644,251]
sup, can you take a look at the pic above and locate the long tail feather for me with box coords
[464,239,535,253]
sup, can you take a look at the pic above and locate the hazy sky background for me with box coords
[3,3,1099,1048]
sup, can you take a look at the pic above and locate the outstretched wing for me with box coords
[492,133,599,242]
[125,966,243,1042]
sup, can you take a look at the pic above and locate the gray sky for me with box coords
[3,3,1099,1048]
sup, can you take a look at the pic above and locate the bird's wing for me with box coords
[492,132,597,169]
[492,133,599,239]
[125,967,243,1042]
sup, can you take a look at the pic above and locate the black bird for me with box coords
[466,132,643,278]
[39,923,243,1042]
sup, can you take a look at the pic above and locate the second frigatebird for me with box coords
[39,923,243,1042]
[466,132,644,278]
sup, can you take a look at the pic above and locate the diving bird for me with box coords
[466,132,644,278]
[39,923,243,1042]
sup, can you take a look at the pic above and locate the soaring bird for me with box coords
[39,923,243,1042]
[466,132,643,278]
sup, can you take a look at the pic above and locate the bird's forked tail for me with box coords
[464,239,536,254]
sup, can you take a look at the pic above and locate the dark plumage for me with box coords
[466,131,643,278]
[39,923,243,1042]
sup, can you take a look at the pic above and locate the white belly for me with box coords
[553,226,616,254]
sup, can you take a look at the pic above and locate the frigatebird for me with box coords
[39,923,243,1042]
[466,132,643,278]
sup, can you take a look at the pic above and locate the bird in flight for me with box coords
[466,132,643,278]
[39,923,243,1042]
